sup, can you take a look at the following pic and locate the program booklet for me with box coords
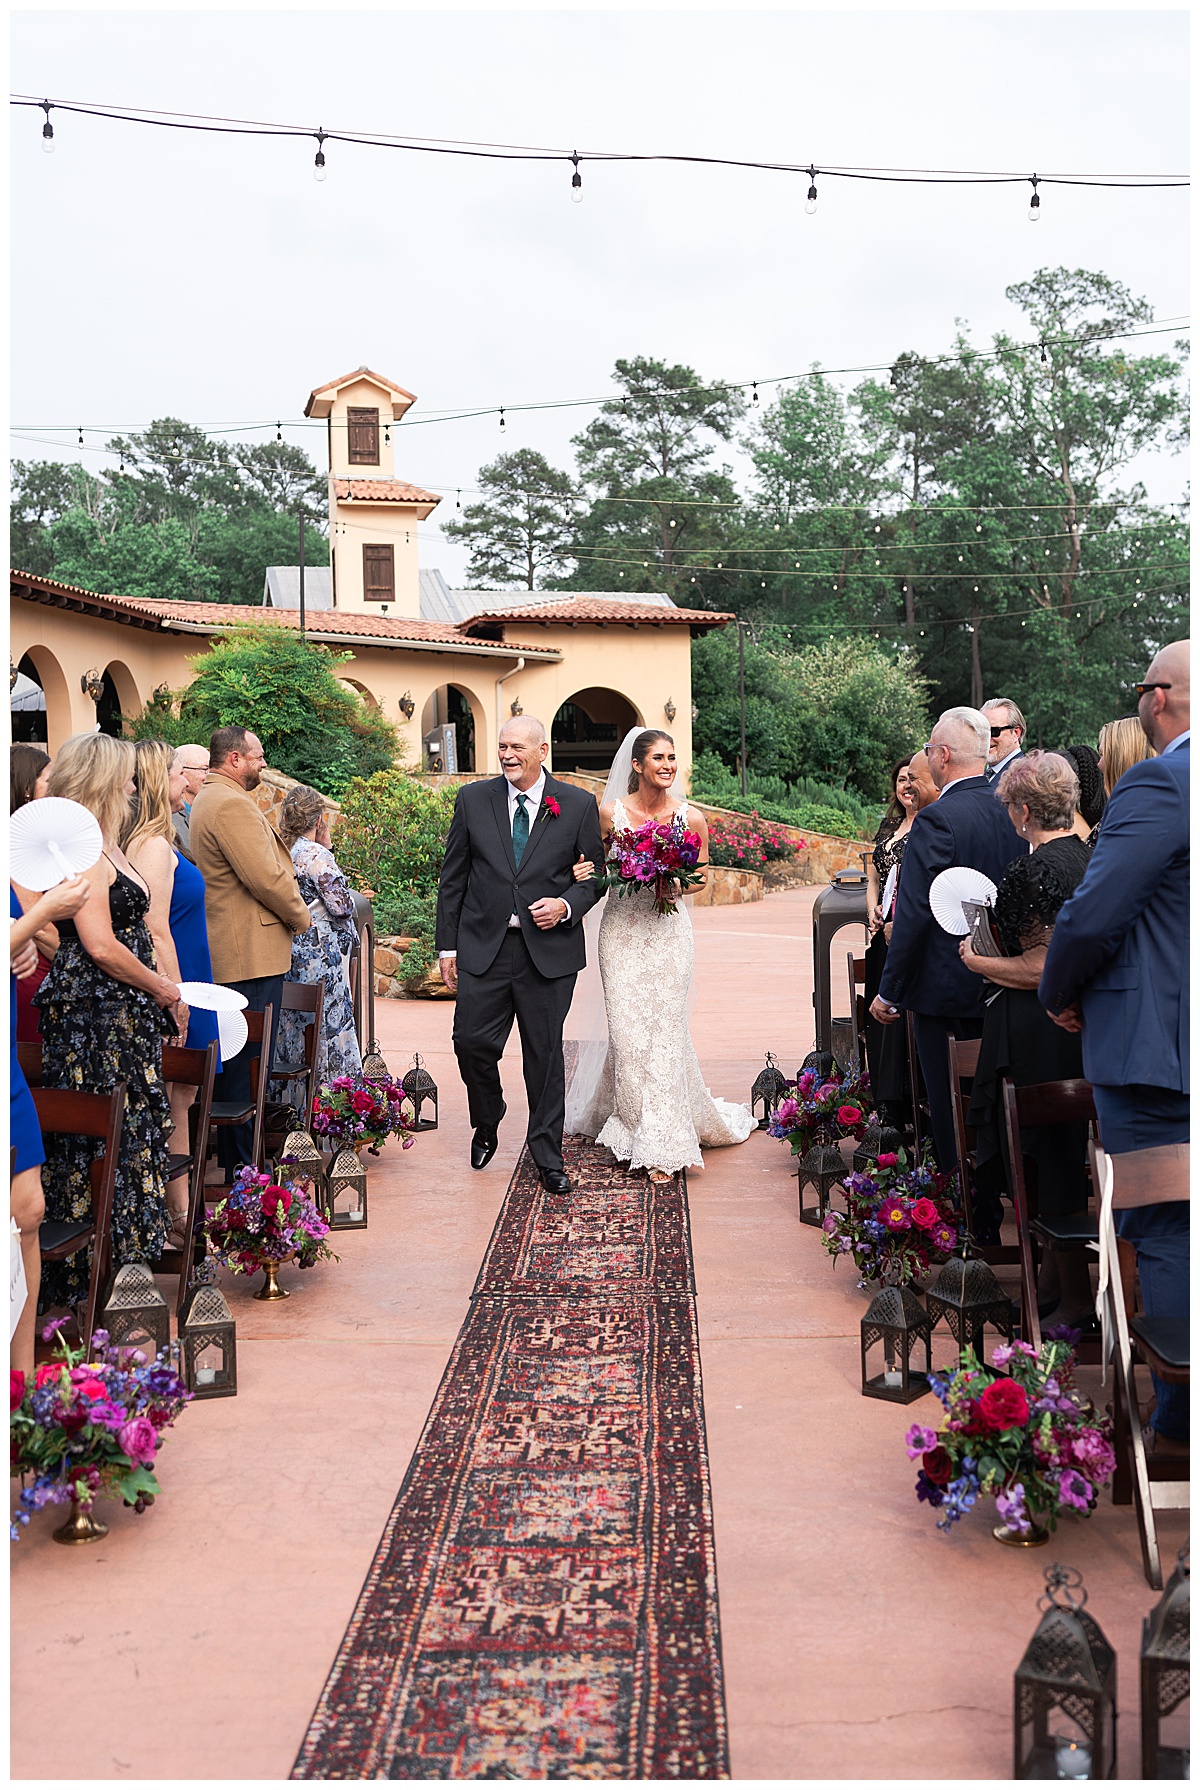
[962,898,1006,959]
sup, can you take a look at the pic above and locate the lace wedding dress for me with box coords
[565,798,755,1175]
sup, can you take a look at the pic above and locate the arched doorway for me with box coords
[12,646,70,750]
[11,653,48,744]
[97,660,141,738]
[421,683,478,772]
[551,687,640,774]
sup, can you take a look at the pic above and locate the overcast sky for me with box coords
[11,6,1189,585]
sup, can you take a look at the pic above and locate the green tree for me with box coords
[177,625,398,796]
[11,458,81,574]
[443,449,580,588]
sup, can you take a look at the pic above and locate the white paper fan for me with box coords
[882,864,898,918]
[930,866,999,936]
[178,981,248,1013]
[217,1007,248,1061]
[9,797,103,891]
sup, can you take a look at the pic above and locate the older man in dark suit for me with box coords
[870,705,1025,1175]
[436,716,605,1196]
[1041,640,1190,1454]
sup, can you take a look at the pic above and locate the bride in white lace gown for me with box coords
[563,727,755,1178]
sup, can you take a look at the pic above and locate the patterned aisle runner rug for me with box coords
[292,1138,730,1780]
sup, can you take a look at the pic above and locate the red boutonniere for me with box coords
[544,795,561,818]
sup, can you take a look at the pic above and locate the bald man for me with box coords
[1041,641,1190,1454]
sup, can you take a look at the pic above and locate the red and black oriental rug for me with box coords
[291,1139,730,1779]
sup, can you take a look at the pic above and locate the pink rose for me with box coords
[118,1416,159,1466]
[877,1152,899,1168]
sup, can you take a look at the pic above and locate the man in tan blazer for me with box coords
[190,725,311,1175]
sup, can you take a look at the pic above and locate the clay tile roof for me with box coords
[10,571,559,659]
[305,367,417,418]
[333,478,441,506]
[458,594,734,630]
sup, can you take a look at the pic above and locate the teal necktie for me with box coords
[513,792,530,866]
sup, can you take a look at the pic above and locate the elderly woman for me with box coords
[959,752,1093,1324]
[270,785,362,1116]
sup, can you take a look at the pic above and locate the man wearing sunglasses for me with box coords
[981,698,1027,784]
[1041,639,1190,1458]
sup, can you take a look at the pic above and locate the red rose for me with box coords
[877,1152,899,1168]
[909,1197,940,1230]
[35,1364,62,1390]
[545,796,560,817]
[977,1378,1030,1432]
[261,1192,279,1218]
[10,1369,26,1411]
[837,1105,863,1127]
[922,1445,953,1485]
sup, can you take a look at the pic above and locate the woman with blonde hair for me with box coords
[125,737,221,1245]
[33,732,182,1312]
[1098,714,1155,798]
[269,783,362,1114]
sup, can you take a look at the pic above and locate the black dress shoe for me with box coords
[539,1168,573,1196]
[471,1128,499,1170]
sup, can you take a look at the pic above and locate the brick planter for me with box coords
[692,866,764,906]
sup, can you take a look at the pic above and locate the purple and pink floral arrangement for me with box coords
[206,1166,336,1279]
[768,1065,871,1155]
[311,1074,416,1153]
[602,813,706,916]
[822,1147,958,1286]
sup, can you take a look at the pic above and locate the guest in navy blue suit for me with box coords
[870,706,1025,1177]
[1041,640,1190,1454]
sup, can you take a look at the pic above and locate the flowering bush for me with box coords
[821,1147,958,1286]
[768,1066,871,1156]
[906,1337,1116,1536]
[206,1167,337,1278]
[601,813,705,916]
[10,1324,191,1537]
[311,1074,417,1153]
[706,813,802,874]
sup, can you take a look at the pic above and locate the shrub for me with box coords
[705,815,797,874]
[335,771,459,987]
[690,749,879,839]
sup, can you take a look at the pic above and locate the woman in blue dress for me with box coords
[125,740,220,1247]
[271,785,363,1118]
[10,875,92,1378]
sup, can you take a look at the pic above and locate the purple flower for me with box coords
[1070,1429,1117,1484]
[915,1471,945,1507]
[1056,1468,1094,1513]
[995,1481,1031,1534]
[905,1422,939,1459]
[991,1343,1015,1368]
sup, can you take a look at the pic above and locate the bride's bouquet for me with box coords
[602,812,706,917]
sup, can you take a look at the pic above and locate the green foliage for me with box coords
[124,691,196,748]
[690,752,877,840]
[443,449,580,589]
[179,626,398,797]
[334,772,459,987]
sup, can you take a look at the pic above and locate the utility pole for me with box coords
[298,514,306,643]
[738,620,747,796]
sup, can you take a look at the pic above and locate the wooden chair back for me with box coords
[159,1039,219,1319]
[208,1004,273,1173]
[1001,1076,1097,1349]
[272,979,325,1127]
[946,1035,1021,1268]
[904,1010,928,1151]
[32,1083,126,1351]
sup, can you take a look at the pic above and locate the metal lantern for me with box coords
[1141,1547,1189,1779]
[750,1052,789,1130]
[926,1252,1015,1358]
[796,1143,848,1227]
[799,1050,838,1081]
[860,1285,933,1402]
[401,1053,439,1132]
[327,1148,368,1229]
[274,1130,329,1222]
[1013,1563,1117,1781]
[852,1124,905,1176]
[361,1042,390,1083]
[179,1284,238,1399]
[99,1262,171,1361]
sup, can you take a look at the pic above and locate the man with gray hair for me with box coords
[170,743,210,856]
[981,697,1026,784]
[871,705,1025,1191]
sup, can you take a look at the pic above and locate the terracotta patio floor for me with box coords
[10,888,1186,1779]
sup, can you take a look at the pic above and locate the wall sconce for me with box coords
[510,696,523,716]
[10,661,18,692]
[664,698,677,723]
[398,691,416,720]
[152,682,171,704]
[691,701,700,721]
[81,668,104,702]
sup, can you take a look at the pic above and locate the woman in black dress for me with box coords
[34,734,183,1314]
[959,752,1092,1324]
[863,760,919,1126]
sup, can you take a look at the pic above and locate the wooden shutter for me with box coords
[347,406,380,465]
[363,543,395,603]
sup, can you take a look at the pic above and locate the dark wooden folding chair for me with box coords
[207,1004,273,1176]
[1091,1142,1190,1589]
[269,979,325,1128]
[156,1040,219,1320]
[32,1083,126,1353]
[1000,1075,1098,1352]
[904,1010,929,1152]
[846,952,868,1078]
[947,1035,1023,1269]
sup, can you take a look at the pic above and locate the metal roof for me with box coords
[263,567,334,611]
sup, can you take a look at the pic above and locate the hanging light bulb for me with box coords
[384,423,391,446]
[874,523,881,534]
[751,381,760,406]
[77,426,84,447]
[1027,174,1040,222]
[570,151,582,204]
[313,130,327,183]
[773,522,780,531]
[498,408,506,434]
[1039,341,1048,365]
[276,422,283,442]
[40,101,54,154]
[456,490,462,513]
[805,166,818,216]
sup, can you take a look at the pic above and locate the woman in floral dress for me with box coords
[33,734,182,1311]
[271,785,362,1117]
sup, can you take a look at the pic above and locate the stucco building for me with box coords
[11,365,731,773]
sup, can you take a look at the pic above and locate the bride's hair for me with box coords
[627,729,674,794]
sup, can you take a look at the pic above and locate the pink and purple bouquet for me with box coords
[206,1166,337,1278]
[768,1065,871,1155]
[821,1147,958,1286]
[10,1324,191,1537]
[907,1337,1116,1537]
[602,813,706,917]
[311,1074,416,1154]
